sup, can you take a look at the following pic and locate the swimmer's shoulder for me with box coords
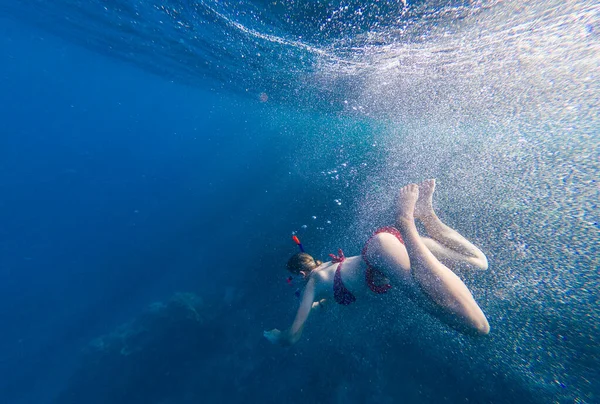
[311,261,335,282]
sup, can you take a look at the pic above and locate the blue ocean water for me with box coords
[0,1,598,403]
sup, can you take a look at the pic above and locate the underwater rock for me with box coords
[55,275,566,404]
[56,292,225,404]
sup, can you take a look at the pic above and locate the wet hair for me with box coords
[286,252,321,275]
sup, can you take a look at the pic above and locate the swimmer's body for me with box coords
[264,180,490,346]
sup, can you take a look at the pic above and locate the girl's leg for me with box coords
[415,179,488,270]
[396,184,490,335]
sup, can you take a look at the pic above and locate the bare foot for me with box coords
[415,179,436,219]
[396,183,419,222]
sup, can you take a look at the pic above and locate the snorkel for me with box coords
[292,235,304,252]
[288,235,306,298]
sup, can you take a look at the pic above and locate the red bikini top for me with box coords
[331,249,356,305]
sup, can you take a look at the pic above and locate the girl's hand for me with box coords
[263,329,282,344]
[312,298,327,311]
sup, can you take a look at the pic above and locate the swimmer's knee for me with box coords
[453,313,490,336]
[473,315,490,335]
[470,254,489,271]
[464,308,490,335]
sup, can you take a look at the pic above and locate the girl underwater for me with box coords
[264,180,490,346]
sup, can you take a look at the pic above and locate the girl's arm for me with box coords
[264,277,316,346]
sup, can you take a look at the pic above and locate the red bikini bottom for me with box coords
[333,227,403,305]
